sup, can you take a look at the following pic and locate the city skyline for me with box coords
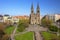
[0,0,60,16]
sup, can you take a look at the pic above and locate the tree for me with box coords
[0,23,10,40]
[2,34,10,40]
[41,18,53,27]
[49,25,58,32]
[0,23,5,40]
[17,19,29,32]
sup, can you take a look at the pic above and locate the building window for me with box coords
[32,20,33,22]
[35,17,36,19]
[32,11,33,13]
[37,11,39,13]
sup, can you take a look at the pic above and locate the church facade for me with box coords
[30,4,40,24]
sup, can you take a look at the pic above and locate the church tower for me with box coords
[30,3,40,25]
[31,4,34,14]
[30,4,35,24]
[36,4,40,24]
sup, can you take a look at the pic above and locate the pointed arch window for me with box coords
[32,11,33,13]
[37,10,39,13]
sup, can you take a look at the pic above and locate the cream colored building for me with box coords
[3,15,11,22]
[3,15,19,25]
[55,14,60,22]
[12,16,19,24]
[3,15,13,25]
[46,14,60,22]
[0,15,4,22]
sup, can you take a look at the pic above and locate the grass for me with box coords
[5,26,15,34]
[16,29,20,33]
[16,28,26,33]
[41,31,58,40]
[15,32,34,40]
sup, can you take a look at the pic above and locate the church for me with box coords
[30,4,40,24]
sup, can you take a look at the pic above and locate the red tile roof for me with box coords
[12,16,29,20]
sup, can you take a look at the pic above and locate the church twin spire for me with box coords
[31,3,40,13]
[30,3,40,24]
[31,3,34,13]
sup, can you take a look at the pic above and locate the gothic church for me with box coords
[30,4,40,24]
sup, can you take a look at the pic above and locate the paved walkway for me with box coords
[11,24,18,40]
[25,24,48,40]
[11,24,48,40]
[26,24,48,32]
[34,31,43,40]
[15,31,29,36]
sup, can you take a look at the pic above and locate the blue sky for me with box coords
[0,0,60,16]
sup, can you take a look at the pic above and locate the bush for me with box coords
[17,20,29,32]
[59,28,60,33]
[41,18,53,27]
[2,34,10,40]
[18,23,29,32]
[49,25,58,32]
[18,24,25,32]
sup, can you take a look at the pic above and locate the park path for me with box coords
[10,24,48,40]
[34,31,43,40]
[10,24,18,40]
[15,31,29,36]
[26,24,48,40]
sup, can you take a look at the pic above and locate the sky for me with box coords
[0,0,60,16]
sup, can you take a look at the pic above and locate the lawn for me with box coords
[5,26,15,34]
[15,32,34,40]
[41,31,58,40]
[16,28,26,33]
[16,29,20,33]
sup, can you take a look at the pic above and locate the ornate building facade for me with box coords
[30,4,40,24]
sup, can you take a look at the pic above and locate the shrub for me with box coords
[58,28,60,36]
[17,20,29,32]
[41,18,53,27]
[18,24,25,32]
[49,25,58,32]
[18,23,29,32]
[2,34,10,40]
